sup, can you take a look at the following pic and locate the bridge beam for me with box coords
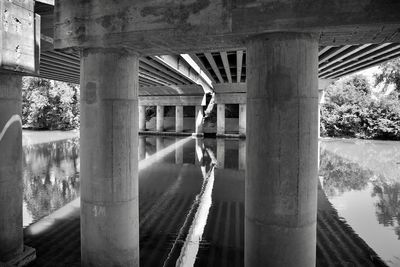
[54,0,400,54]
[246,33,318,267]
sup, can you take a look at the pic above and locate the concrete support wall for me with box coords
[217,104,225,135]
[156,105,164,132]
[175,105,183,132]
[0,74,23,262]
[139,105,146,131]
[239,103,246,136]
[246,33,319,267]
[195,105,203,134]
[80,49,139,267]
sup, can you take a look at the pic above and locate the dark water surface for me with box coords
[22,134,400,266]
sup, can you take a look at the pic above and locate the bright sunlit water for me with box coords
[22,131,400,266]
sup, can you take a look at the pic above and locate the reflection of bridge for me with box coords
[1,0,400,266]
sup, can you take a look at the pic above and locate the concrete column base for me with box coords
[0,246,36,267]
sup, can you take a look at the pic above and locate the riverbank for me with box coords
[23,130,79,146]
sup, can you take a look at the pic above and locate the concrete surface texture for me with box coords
[245,33,319,267]
[79,49,140,266]
[0,74,23,262]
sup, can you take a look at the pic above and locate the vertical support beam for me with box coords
[139,105,146,131]
[80,49,139,267]
[156,105,164,132]
[217,104,225,135]
[239,103,246,136]
[246,33,318,267]
[176,105,184,133]
[195,105,203,134]
[0,74,23,262]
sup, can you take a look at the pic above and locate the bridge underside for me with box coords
[1,0,400,266]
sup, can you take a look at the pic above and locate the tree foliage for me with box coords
[22,77,80,130]
[374,58,400,94]
[321,74,400,140]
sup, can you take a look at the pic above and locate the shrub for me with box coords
[22,77,80,130]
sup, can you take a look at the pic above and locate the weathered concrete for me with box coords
[176,105,183,132]
[0,74,23,262]
[139,105,146,131]
[54,0,400,53]
[80,49,139,267]
[239,103,246,136]
[217,104,225,135]
[0,1,39,74]
[246,33,319,267]
[195,106,203,134]
[156,105,164,132]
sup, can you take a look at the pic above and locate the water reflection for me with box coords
[23,138,80,227]
[137,136,244,267]
[320,139,400,266]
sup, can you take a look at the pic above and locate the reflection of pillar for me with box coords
[195,138,203,166]
[239,103,246,136]
[80,49,139,266]
[195,105,203,134]
[139,137,146,160]
[217,104,225,135]
[156,105,164,132]
[239,140,246,170]
[216,139,225,169]
[0,74,23,262]
[246,33,318,267]
[139,105,146,131]
[176,105,183,132]
[175,138,183,164]
[156,136,165,153]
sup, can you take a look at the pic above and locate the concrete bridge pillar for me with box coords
[195,105,203,134]
[80,49,139,267]
[217,104,225,135]
[156,105,164,132]
[246,33,318,267]
[239,103,246,136]
[0,74,23,262]
[176,105,183,132]
[139,105,146,131]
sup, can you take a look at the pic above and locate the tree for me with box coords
[22,77,80,130]
[321,73,400,140]
[374,58,400,94]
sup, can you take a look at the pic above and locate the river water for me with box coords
[22,132,400,266]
